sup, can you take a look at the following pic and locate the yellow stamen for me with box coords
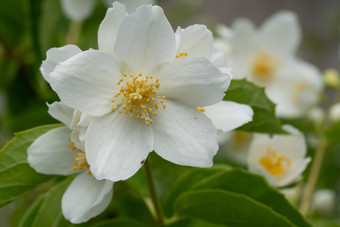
[111,72,166,126]
[68,140,91,174]
[195,107,205,112]
[176,52,188,58]
[252,52,279,81]
[259,148,291,177]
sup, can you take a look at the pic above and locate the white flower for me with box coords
[247,125,311,187]
[174,24,254,132]
[214,24,233,59]
[60,0,155,21]
[28,102,112,224]
[312,189,336,215]
[329,102,340,122]
[49,4,231,182]
[228,11,323,118]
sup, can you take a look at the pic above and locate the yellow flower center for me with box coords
[111,73,166,126]
[68,137,91,175]
[259,147,291,177]
[291,82,308,101]
[252,53,279,81]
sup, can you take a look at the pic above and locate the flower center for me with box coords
[291,82,308,101]
[252,53,279,81]
[259,147,291,177]
[68,137,91,175]
[111,73,166,126]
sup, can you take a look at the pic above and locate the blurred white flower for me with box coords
[49,4,231,182]
[214,24,233,59]
[247,125,311,187]
[28,102,113,224]
[307,106,325,128]
[312,189,336,216]
[329,102,340,122]
[174,24,254,132]
[228,11,323,118]
[60,0,155,21]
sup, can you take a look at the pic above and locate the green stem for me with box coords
[143,158,165,227]
[65,20,82,44]
[299,138,327,216]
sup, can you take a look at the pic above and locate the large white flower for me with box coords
[28,102,112,224]
[49,4,231,182]
[227,11,323,118]
[174,24,254,132]
[247,125,311,187]
[60,0,155,21]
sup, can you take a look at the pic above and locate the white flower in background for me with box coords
[247,125,311,187]
[312,189,336,216]
[329,102,340,122]
[227,11,323,118]
[214,24,233,59]
[28,102,113,224]
[49,3,231,182]
[174,24,254,132]
[60,0,155,21]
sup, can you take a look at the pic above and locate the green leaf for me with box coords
[325,121,340,145]
[191,169,311,227]
[91,217,147,227]
[224,79,285,134]
[175,189,296,227]
[0,124,61,207]
[163,165,231,217]
[19,177,73,227]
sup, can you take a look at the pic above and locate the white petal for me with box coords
[40,45,82,82]
[175,24,214,59]
[50,50,121,116]
[153,100,218,167]
[27,127,75,175]
[203,101,253,132]
[260,11,301,58]
[47,101,74,126]
[60,0,95,21]
[266,60,322,118]
[209,49,228,68]
[230,19,258,79]
[62,172,114,224]
[157,56,231,107]
[86,113,153,181]
[98,2,127,54]
[119,0,155,13]
[114,5,176,73]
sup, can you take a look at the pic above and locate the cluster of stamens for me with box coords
[111,73,166,126]
[68,137,91,175]
[252,52,279,81]
[259,147,291,177]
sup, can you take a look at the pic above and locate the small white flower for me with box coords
[329,102,340,122]
[228,11,323,118]
[247,125,311,187]
[60,0,155,21]
[312,189,336,215]
[28,102,112,224]
[49,4,231,182]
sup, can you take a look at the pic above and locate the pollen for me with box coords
[68,140,91,174]
[259,147,291,177]
[195,107,205,112]
[252,52,279,81]
[111,72,166,126]
[176,52,188,58]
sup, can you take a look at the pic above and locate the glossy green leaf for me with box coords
[175,189,296,227]
[192,169,311,227]
[91,217,147,227]
[224,79,285,133]
[19,177,73,227]
[163,165,231,217]
[0,124,61,207]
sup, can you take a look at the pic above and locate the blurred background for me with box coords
[0,0,340,226]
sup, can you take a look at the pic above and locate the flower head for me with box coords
[247,125,311,187]
[226,11,323,117]
[49,3,231,182]
[28,101,112,224]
